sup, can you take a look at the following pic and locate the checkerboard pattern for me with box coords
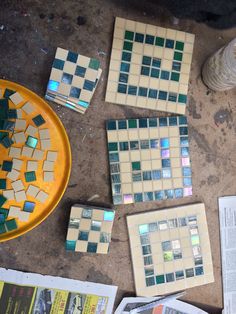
[127,203,214,296]
[106,116,192,205]
[66,205,115,254]
[105,17,195,115]
[45,47,102,114]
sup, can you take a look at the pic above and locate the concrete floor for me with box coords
[1,0,236,311]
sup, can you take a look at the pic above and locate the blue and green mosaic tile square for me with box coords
[106,116,192,205]
[105,17,195,115]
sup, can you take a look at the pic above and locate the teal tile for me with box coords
[0,195,7,208]
[174,51,183,61]
[32,114,45,127]
[0,223,6,234]
[108,142,118,151]
[0,179,6,190]
[132,162,141,171]
[26,136,38,148]
[175,41,184,51]
[5,219,18,231]
[125,30,134,41]
[171,72,180,82]
[24,171,36,182]
[88,58,100,70]
[123,41,133,51]
[155,37,164,47]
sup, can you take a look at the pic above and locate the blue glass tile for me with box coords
[165,189,174,199]
[168,92,177,102]
[165,39,174,49]
[151,68,160,78]
[70,87,81,98]
[107,120,116,130]
[162,169,172,178]
[104,211,115,221]
[139,224,149,234]
[52,58,64,70]
[152,58,161,68]
[138,87,148,97]
[132,172,142,182]
[181,147,189,156]
[118,120,127,129]
[120,62,130,72]
[128,85,137,95]
[155,191,164,200]
[139,118,148,128]
[166,273,175,282]
[159,117,168,126]
[182,167,191,176]
[179,116,188,125]
[180,136,189,146]
[145,276,155,287]
[172,61,181,72]
[144,192,154,201]
[150,139,158,148]
[67,51,78,63]
[143,171,152,181]
[169,117,177,126]
[119,73,128,83]
[111,174,121,183]
[148,89,158,99]
[158,91,167,100]
[62,72,73,84]
[175,188,183,198]
[162,159,171,168]
[135,33,144,43]
[184,177,192,186]
[145,35,154,45]
[113,184,121,194]
[142,56,152,65]
[113,195,122,205]
[134,193,143,202]
[130,141,139,150]
[109,152,119,162]
[140,140,149,149]
[87,242,98,253]
[119,141,129,151]
[47,80,59,92]
[79,231,89,241]
[23,201,35,213]
[83,80,94,91]
[160,138,169,148]
[179,127,188,135]
[141,66,150,76]
[152,170,161,180]
[195,266,204,276]
[118,83,127,94]
[149,118,158,127]
[122,51,132,62]
[161,70,170,80]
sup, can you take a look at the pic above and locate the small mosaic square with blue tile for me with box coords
[45,47,102,114]
[106,116,192,205]
[106,17,195,115]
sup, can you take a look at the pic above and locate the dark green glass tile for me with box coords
[0,195,7,207]
[106,120,116,130]
[178,94,187,104]
[128,85,137,95]
[156,274,165,284]
[8,109,17,119]
[128,119,137,128]
[0,209,8,220]
[161,70,170,80]
[165,39,174,49]
[117,83,127,94]
[171,72,180,82]
[0,98,9,109]
[152,58,161,68]
[120,62,130,72]
[3,89,15,99]
[125,30,134,41]
[155,37,164,46]
[149,118,157,127]
[142,56,151,66]
[132,162,141,171]
[24,171,36,182]
[138,87,147,97]
[174,51,183,61]
[0,121,4,129]
[33,114,45,127]
[123,41,133,51]
[145,34,154,45]
[141,66,150,76]
[119,73,128,83]
[5,219,18,231]
[139,118,147,128]
[0,131,7,140]
[108,142,118,151]
[122,51,131,62]
[0,213,5,223]
[0,179,6,189]
[0,223,6,234]
[0,107,8,119]
[118,120,127,129]
[88,58,100,70]
[151,68,160,78]
[179,116,187,125]
[148,89,157,99]
[2,161,13,172]
[169,117,177,126]
[135,33,144,43]
[119,141,129,151]
[175,41,184,51]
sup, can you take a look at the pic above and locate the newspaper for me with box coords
[0,268,117,314]
[219,196,236,314]
[115,294,207,314]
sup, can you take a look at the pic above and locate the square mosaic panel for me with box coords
[106,116,192,205]
[105,17,195,115]
[45,47,102,114]
[127,203,214,296]
[66,204,115,254]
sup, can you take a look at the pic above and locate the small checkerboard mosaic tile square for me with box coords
[105,17,195,115]
[106,116,192,205]
[66,204,115,254]
[45,47,102,114]
[127,203,214,296]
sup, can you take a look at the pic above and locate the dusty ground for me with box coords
[0,0,236,312]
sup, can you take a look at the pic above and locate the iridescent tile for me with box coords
[160,138,169,148]
[123,194,133,204]
[181,157,190,166]
[184,187,192,196]
[161,149,170,158]
[150,139,158,148]
[181,147,189,156]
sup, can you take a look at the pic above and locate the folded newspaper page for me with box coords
[219,196,236,314]
[0,268,117,314]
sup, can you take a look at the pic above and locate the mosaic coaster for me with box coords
[45,47,102,114]
[105,17,195,115]
[106,116,192,205]
[127,203,214,296]
[66,205,115,254]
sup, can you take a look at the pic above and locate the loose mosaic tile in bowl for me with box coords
[106,116,192,205]
[127,203,214,296]
[0,80,71,241]
[105,17,195,115]
[66,204,115,254]
[45,47,102,114]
